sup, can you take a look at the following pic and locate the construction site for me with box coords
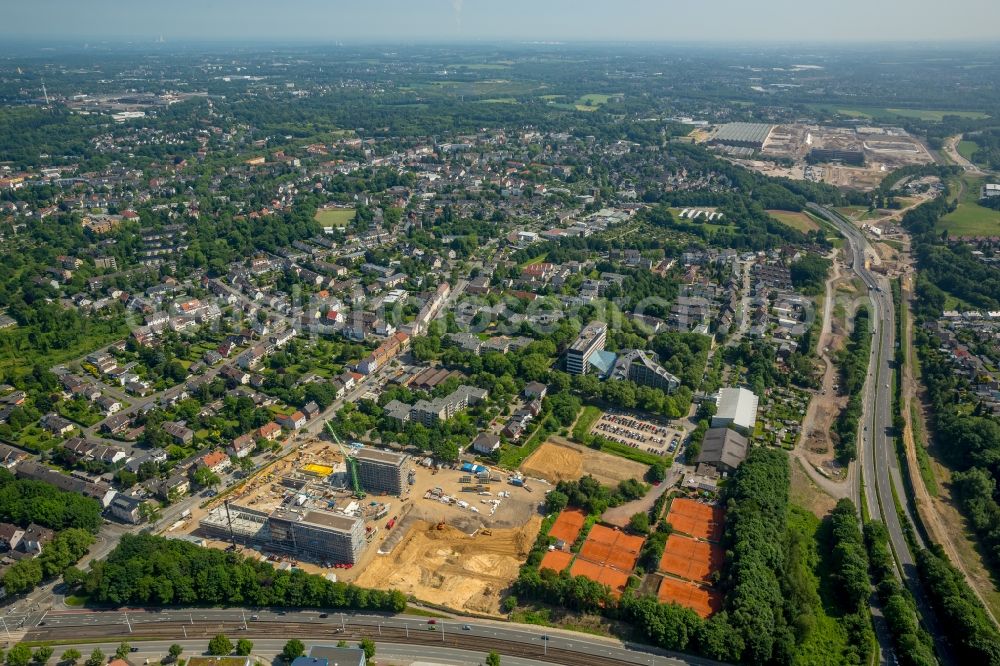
[165,425,545,614]
[702,123,934,190]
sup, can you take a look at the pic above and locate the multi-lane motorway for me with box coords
[809,204,952,663]
[16,609,721,666]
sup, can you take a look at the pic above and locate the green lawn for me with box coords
[571,405,602,441]
[573,93,619,112]
[447,63,512,70]
[0,322,128,383]
[788,505,855,665]
[884,108,990,121]
[957,140,979,161]
[939,175,1000,237]
[314,208,355,227]
[598,439,667,467]
[479,97,517,104]
[516,253,549,270]
[911,404,938,497]
[15,426,64,453]
[808,105,990,122]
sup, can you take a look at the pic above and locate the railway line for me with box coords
[20,610,717,666]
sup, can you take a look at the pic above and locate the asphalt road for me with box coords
[18,609,721,666]
[810,204,952,664]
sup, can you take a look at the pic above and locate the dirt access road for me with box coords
[943,134,985,175]
[792,251,852,499]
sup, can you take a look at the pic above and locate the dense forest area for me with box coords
[865,522,937,666]
[81,534,407,611]
[0,468,103,532]
[833,306,872,463]
[962,129,1000,170]
[917,547,1000,664]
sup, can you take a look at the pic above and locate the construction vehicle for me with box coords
[480,528,493,536]
[324,420,365,499]
[436,521,446,530]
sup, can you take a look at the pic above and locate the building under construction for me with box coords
[199,502,368,564]
[355,448,408,495]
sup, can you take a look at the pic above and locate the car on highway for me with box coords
[427,619,437,624]
[319,613,328,618]
[130,648,139,653]
[250,615,259,620]
[462,624,471,630]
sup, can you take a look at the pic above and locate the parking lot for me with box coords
[589,409,686,457]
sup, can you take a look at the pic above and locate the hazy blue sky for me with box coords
[5,0,1000,43]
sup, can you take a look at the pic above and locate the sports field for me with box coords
[314,207,355,226]
[665,498,725,542]
[569,559,631,597]
[656,576,723,618]
[578,524,644,572]
[539,549,574,573]
[548,507,587,544]
[658,534,725,583]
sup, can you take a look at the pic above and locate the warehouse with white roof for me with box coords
[712,387,759,434]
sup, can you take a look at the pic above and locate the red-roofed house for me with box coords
[258,422,281,441]
[200,450,231,475]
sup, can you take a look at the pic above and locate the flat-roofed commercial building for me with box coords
[696,427,749,475]
[712,387,759,434]
[566,321,607,375]
[354,448,408,495]
[709,123,774,150]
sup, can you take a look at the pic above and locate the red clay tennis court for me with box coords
[658,534,725,582]
[548,507,588,544]
[540,549,574,573]
[657,576,723,618]
[578,524,643,572]
[586,524,620,545]
[569,558,631,598]
[665,498,725,542]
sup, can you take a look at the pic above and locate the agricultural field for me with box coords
[314,207,355,227]
[768,210,821,232]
